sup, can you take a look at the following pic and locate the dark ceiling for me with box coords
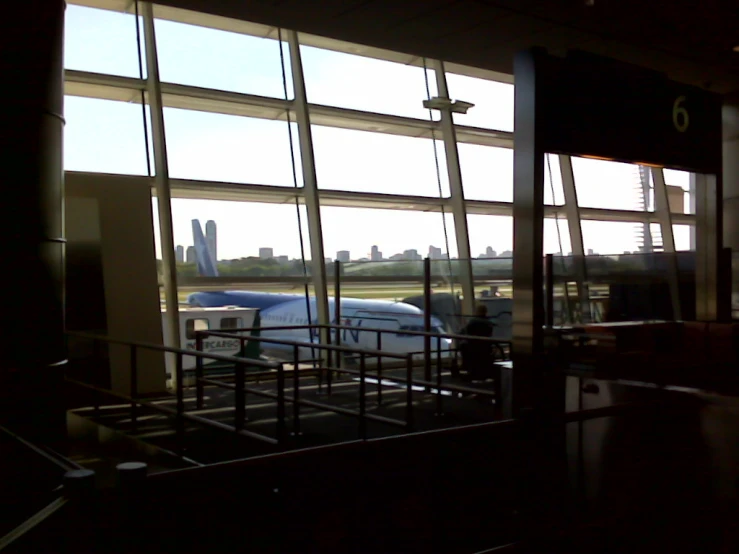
[159,0,739,93]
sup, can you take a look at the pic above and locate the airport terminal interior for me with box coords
[2,0,739,552]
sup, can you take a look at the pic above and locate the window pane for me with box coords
[65,5,144,78]
[64,96,150,175]
[312,127,448,196]
[458,144,512,202]
[153,198,311,278]
[186,318,209,340]
[155,18,291,98]
[581,221,641,255]
[467,215,512,258]
[163,108,301,186]
[673,225,693,251]
[321,207,457,261]
[446,73,513,131]
[220,317,243,329]
[572,157,647,211]
[545,219,572,255]
[301,45,438,120]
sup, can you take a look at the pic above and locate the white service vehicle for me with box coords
[161,306,260,375]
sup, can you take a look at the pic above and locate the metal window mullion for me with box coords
[638,166,654,253]
[559,155,591,322]
[286,30,330,339]
[432,59,475,316]
[652,167,682,320]
[142,2,181,383]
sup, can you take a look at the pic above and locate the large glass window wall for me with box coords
[65,1,699,330]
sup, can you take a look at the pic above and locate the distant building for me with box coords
[259,247,274,259]
[275,255,289,264]
[498,250,513,258]
[205,220,217,265]
[485,246,497,258]
[186,246,196,263]
[428,245,442,260]
[370,245,383,261]
[336,250,350,263]
[587,249,595,256]
[324,257,333,264]
[175,245,184,263]
[389,253,404,261]
[403,249,421,261]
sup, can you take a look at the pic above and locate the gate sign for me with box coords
[530,48,722,174]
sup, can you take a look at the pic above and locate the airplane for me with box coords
[185,220,453,362]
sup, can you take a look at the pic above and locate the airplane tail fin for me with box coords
[192,219,219,277]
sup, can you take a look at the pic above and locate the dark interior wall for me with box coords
[66,197,107,332]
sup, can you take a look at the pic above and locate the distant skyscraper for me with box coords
[205,220,217,265]
[370,245,382,261]
[428,245,442,260]
[175,245,184,263]
[587,248,595,256]
[336,250,350,263]
[186,246,196,263]
[485,246,497,258]
[259,247,274,259]
[403,249,421,261]
[275,255,289,264]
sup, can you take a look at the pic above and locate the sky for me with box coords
[63,3,693,261]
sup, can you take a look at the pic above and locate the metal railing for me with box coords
[67,332,284,449]
[197,330,413,439]
[198,323,508,420]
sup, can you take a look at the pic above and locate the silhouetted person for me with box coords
[458,304,495,380]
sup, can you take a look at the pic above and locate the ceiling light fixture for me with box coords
[733,45,739,52]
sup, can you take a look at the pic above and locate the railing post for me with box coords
[326,340,333,396]
[276,363,286,445]
[234,361,245,431]
[92,339,100,418]
[405,354,414,431]
[130,345,138,431]
[359,353,367,440]
[423,257,432,387]
[195,332,204,410]
[545,253,554,328]
[292,345,301,436]
[175,352,185,453]
[435,336,444,417]
[376,331,383,406]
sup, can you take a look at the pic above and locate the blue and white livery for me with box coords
[186,220,452,361]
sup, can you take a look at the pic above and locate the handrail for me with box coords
[67,331,281,370]
[204,323,512,347]
[199,330,407,360]
[0,425,83,473]
[66,377,278,446]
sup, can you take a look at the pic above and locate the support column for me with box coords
[724,94,739,253]
[695,172,722,321]
[432,60,476,317]
[559,155,591,323]
[510,49,546,418]
[652,168,682,320]
[722,93,739,319]
[287,31,330,338]
[142,3,181,381]
[0,0,67,442]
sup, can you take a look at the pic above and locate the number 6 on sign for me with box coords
[673,96,689,132]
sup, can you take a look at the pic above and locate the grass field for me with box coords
[162,282,605,305]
